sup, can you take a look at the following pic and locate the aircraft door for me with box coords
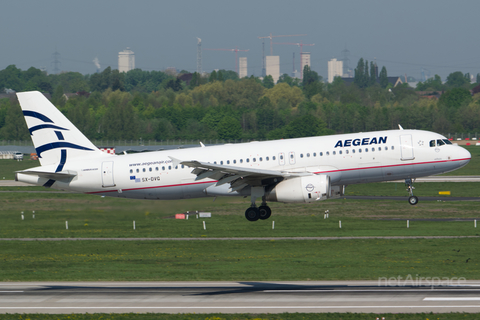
[101,161,115,187]
[400,134,415,161]
[288,151,296,165]
[278,152,285,166]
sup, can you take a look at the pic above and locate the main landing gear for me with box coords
[405,178,418,205]
[245,187,272,221]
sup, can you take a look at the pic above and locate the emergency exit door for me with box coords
[400,134,415,161]
[101,161,115,187]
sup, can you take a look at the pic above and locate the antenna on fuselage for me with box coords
[200,142,205,148]
[398,124,404,130]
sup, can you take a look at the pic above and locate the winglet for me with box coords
[168,156,182,167]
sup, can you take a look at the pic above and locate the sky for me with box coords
[1,0,480,82]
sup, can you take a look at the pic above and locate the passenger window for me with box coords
[320,152,323,156]
[272,156,276,160]
[391,146,394,150]
[246,158,250,163]
[168,166,172,170]
[333,151,336,155]
[437,139,445,146]
[365,148,368,152]
[385,146,388,151]
[326,151,330,156]
[155,167,159,171]
[253,158,256,162]
[266,157,269,161]
[143,168,146,172]
[346,150,349,154]
[359,149,362,153]
[220,161,223,165]
[240,159,243,163]
[307,153,310,157]
[214,161,217,164]
[280,155,284,160]
[430,140,436,147]
[181,165,184,169]
[259,157,263,161]
[378,147,381,151]
[313,153,316,157]
[175,166,178,169]
[339,150,342,155]
[290,154,294,159]
[372,148,375,152]
[149,167,152,172]
[227,160,230,164]
[233,160,236,164]
[352,149,355,153]
[130,169,133,174]
[300,154,304,158]
[162,166,165,171]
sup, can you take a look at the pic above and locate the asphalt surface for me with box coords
[1,281,480,314]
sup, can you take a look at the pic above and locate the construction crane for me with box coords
[258,33,306,77]
[273,41,314,79]
[258,33,307,56]
[204,47,249,75]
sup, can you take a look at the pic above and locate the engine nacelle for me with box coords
[266,175,331,203]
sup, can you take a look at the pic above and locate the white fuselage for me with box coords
[17,129,471,201]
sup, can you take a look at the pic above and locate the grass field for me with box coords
[1,188,480,238]
[1,314,479,320]
[1,237,478,281]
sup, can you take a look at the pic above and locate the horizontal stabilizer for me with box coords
[16,169,77,181]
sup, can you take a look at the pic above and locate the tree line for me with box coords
[0,62,480,143]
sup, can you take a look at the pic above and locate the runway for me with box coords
[1,281,480,314]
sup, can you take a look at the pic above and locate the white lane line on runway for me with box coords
[424,297,480,301]
[1,305,480,310]
[264,289,480,292]
[0,291,23,293]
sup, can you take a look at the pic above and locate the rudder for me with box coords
[17,91,109,167]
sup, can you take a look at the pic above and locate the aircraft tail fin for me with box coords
[17,91,110,167]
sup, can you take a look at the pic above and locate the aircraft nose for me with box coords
[457,146,471,167]
[461,146,471,161]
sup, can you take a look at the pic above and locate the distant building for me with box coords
[328,58,343,83]
[165,67,177,76]
[300,52,311,80]
[177,73,193,86]
[118,48,135,73]
[266,56,280,83]
[239,57,247,78]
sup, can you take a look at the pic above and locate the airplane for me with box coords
[15,91,471,221]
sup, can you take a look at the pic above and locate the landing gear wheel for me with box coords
[245,207,260,221]
[408,196,418,205]
[258,205,272,220]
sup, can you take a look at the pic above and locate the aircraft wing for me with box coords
[171,157,311,192]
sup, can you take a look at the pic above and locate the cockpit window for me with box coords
[430,140,436,147]
[437,139,445,146]
[443,139,452,145]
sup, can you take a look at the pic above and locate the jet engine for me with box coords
[266,175,331,203]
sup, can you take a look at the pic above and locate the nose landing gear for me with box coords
[405,178,418,205]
